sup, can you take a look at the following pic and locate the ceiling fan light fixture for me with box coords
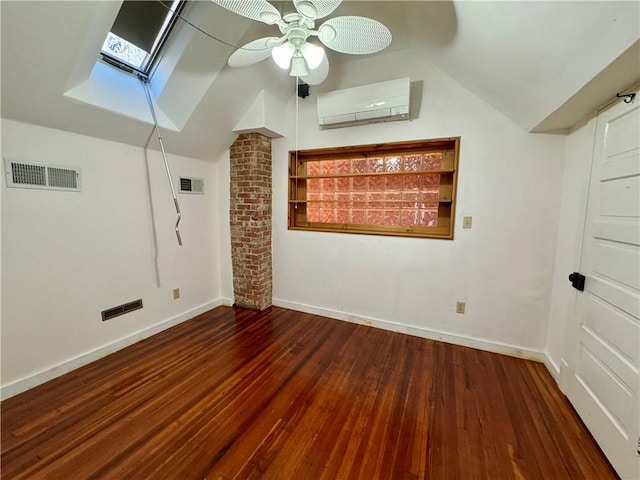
[301,42,324,70]
[272,42,295,69]
[289,55,309,76]
[215,0,392,85]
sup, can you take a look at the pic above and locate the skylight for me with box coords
[101,32,148,70]
[100,0,184,76]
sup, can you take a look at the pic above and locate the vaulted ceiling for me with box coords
[2,1,639,160]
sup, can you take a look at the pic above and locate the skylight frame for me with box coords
[100,0,186,78]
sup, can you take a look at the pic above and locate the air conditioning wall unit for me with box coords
[317,77,410,128]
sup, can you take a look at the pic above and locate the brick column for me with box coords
[229,133,272,310]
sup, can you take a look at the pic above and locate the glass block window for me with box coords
[289,138,460,239]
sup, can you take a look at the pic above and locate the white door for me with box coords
[564,93,640,480]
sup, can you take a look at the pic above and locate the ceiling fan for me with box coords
[212,0,392,85]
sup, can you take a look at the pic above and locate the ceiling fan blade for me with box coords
[301,54,329,85]
[318,16,392,54]
[293,0,341,20]
[228,37,281,67]
[211,0,282,25]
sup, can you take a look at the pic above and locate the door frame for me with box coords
[558,87,639,393]
[558,88,640,479]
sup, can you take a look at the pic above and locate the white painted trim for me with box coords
[0,299,223,400]
[219,297,233,307]
[558,358,571,394]
[272,298,545,362]
[544,353,561,381]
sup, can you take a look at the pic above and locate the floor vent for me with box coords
[102,299,143,321]
[4,158,81,192]
[179,176,204,194]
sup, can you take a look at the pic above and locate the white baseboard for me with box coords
[1,299,223,400]
[272,298,545,362]
[543,353,561,381]
[558,358,571,394]
[220,297,233,307]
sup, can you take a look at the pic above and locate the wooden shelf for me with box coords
[291,170,454,180]
[289,137,460,240]
[289,200,443,205]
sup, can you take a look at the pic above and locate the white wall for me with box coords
[545,115,598,377]
[1,119,222,397]
[270,49,566,357]
[216,148,233,302]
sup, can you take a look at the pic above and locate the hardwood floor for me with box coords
[1,306,618,479]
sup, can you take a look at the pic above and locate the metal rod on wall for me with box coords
[140,78,183,246]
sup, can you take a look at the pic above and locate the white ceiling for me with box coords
[1,1,639,160]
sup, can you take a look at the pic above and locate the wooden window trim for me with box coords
[288,137,460,239]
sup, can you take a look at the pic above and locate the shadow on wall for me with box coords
[405,0,458,47]
[410,80,423,121]
[313,1,459,94]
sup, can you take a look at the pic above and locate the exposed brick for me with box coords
[229,133,272,310]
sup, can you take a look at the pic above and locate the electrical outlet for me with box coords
[456,302,466,314]
[173,288,180,300]
[462,216,472,229]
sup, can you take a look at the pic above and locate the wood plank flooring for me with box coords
[1,306,618,479]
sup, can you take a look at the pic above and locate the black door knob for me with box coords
[568,272,586,291]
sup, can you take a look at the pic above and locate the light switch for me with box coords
[462,216,472,229]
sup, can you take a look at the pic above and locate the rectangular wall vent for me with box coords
[4,158,81,192]
[101,299,143,321]
[179,176,204,194]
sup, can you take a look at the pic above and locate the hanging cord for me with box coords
[295,77,300,208]
[155,0,272,52]
[140,78,183,246]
